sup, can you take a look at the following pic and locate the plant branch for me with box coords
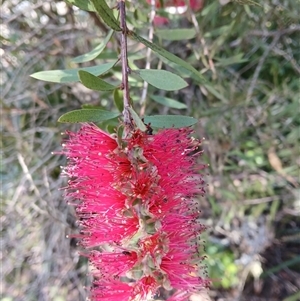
[139,0,156,117]
[119,0,133,128]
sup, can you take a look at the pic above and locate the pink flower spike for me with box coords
[61,124,209,300]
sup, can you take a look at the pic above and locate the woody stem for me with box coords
[119,0,132,127]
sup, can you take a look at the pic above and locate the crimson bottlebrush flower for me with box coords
[61,123,210,301]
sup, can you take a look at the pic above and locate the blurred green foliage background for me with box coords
[1,0,299,300]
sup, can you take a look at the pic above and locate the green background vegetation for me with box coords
[2,0,299,300]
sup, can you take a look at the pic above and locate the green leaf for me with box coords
[30,62,116,83]
[90,0,121,31]
[214,53,248,67]
[58,109,120,123]
[155,28,196,41]
[72,30,114,63]
[157,56,192,78]
[128,107,146,131]
[137,69,188,91]
[204,84,227,102]
[65,0,95,11]
[150,95,187,109]
[114,89,124,112]
[143,115,198,128]
[78,70,117,91]
[130,31,206,84]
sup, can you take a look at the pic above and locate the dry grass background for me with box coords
[1,0,300,301]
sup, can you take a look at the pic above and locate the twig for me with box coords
[241,196,278,205]
[16,152,48,216]
[186,2,216,78]
[249,26,300,36]
[139,0,156,117]
[271,46,300,75]
[246,34,281,103]
[119,0,133,128]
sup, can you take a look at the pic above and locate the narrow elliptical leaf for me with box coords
[72,30,114,63]
[144,115,198,128]
[78,70,117,91]
[137,69,188,91]
[30,62,116,83]
[90,0,121,31]
[156,28,197,41]
[130,31,206,84]
[150,95,187,109]
[58,109,120,123]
